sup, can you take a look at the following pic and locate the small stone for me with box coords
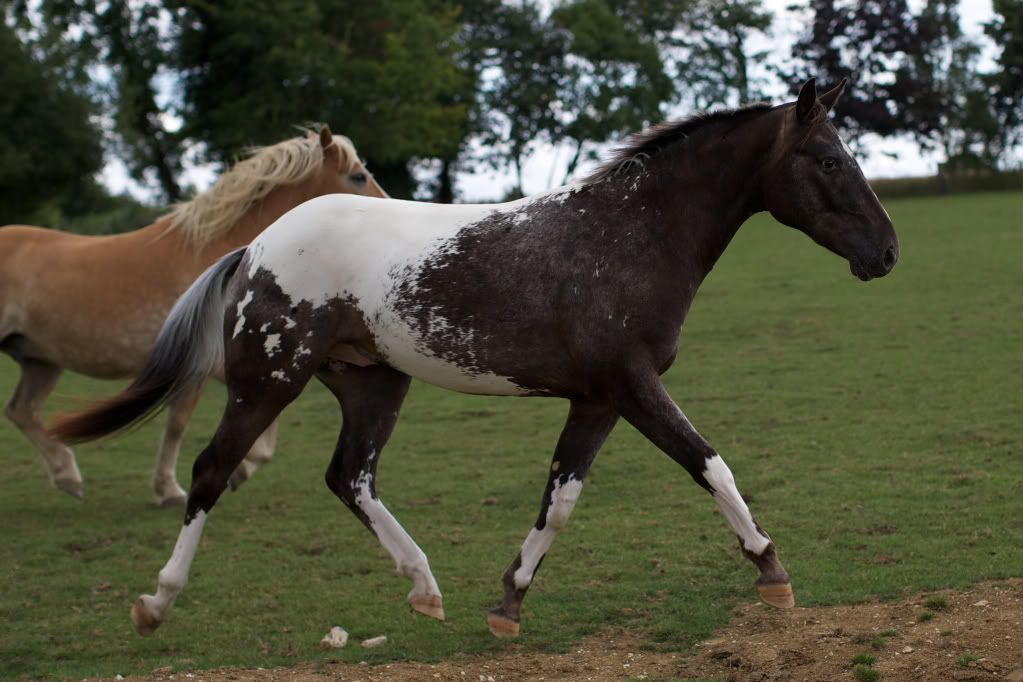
[972,599,990,607]
[319,626,349,649]
[902,645,914,653]
[361,635,387,648]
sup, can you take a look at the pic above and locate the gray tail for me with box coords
[51,247,247,443]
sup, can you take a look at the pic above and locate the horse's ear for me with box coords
[796,78,817,122]
[319,125,333,149]
[819,78,848,112]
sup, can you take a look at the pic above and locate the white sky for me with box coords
[101,0,998,204]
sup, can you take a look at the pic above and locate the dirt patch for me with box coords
[680,579,1023,682]
[93,580,1023,681]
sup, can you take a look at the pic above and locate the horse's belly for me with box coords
[370,319,527,396]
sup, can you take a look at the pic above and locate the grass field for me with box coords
[2,191,1021,680]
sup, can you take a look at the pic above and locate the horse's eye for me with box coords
[349,172,367,184]
[820,158,838,172]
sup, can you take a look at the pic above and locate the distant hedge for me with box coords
[870,172,1023,199]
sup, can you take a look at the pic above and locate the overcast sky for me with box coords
[100,0,998,204]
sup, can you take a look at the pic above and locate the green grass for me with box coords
[855,666,881,682]
[957,653,979,667]
[851,653,877,665]
[917,610,934,622]
[923,596,948,610]
[2,192,1021,679]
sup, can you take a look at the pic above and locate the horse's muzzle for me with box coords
[850,239,899,281]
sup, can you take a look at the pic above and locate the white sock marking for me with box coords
[703,455,770,555]
[513,476,583,589]
[352,471,441,600]
[148,510,208,619]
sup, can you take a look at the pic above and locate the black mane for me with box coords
[586,103,775,183]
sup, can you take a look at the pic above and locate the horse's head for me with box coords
[312,126,389,199]
[764,79,898,281]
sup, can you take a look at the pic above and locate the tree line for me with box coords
[2,0,1020,228]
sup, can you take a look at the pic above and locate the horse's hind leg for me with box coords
[131,380,303,635]
[151,383,204,507]
[489,400,619,638]
[3,356,83,498]
[613,369,793,609]
[319,363,445,621]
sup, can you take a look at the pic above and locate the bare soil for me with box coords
[95,579,1023,681]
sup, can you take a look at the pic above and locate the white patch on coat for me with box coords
[352,468,441,600]
[282,316,296,329]
[270,370,289,382]
[703,455,770,555]
[264,333,281,357]
[232,290,254,339]
[513,476,583,589]
[247,193,592,396]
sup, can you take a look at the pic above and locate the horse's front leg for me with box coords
[612,368,793,608]
[489,400,619,638]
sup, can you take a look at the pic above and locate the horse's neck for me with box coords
[625,113,777,287]
[204,180,321,254]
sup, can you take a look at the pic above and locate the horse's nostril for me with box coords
[882,244,897,271]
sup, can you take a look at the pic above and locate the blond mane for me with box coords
[165,129,360,250]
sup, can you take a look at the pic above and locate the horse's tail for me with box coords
[51,247,247,443]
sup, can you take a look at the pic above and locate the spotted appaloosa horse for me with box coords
[1,126,386,505]
[54,79,898,638]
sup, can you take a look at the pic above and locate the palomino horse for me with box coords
[54,79,898,638]
[2,127,386,505]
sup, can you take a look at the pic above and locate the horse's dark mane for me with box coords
[585,103,775,183]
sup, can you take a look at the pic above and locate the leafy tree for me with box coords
[473,0,675,195]
[782,0,938,143]
[14,0,184,202]
[672,0,773,108]
[551,0,673,182]
[423,0,505,202]
[908,0,1001,164]
[475,1,568,197]
[173,0,468,198]
[985,0,1023,162]
[0,20,103,222]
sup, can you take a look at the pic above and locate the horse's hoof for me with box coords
[486,611,520,639]
[54,477,84,499]
[410,594,445,621]
[757,581,795,609]
[157,495,187,509]
[131,596,162,636]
